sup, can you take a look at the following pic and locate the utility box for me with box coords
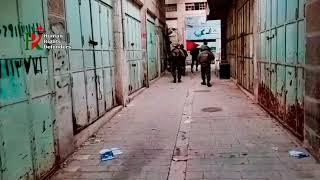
[219,62,230,79]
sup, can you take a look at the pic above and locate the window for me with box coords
[166,4,177,12]
[185,2,207,11]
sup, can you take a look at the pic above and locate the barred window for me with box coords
[166,4,177,12]
[185,2,207,11]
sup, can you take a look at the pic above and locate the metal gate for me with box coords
[258,0,305,139]
[159,26,166,73]
[66,0,116,132]
[226,8,237,79]
[147,16,158,81]
[124,1,144,94]
[0,0,56,179]
[236,0,254,93]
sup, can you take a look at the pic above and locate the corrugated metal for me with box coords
[257,0,305,139]
[124,0,144,94]
[66,0,116,132]
[0,0,56,179]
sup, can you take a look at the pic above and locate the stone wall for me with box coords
[305,0,320,159]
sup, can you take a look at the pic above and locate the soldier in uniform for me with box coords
[190,46,200,73]
[198,45,215,87]
[180,44,188,76]
[170,44,185,83]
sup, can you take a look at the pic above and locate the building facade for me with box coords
[165,0,221,62]
[165,0,209,45]
[0,0,166,179]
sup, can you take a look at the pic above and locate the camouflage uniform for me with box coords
[198,45,215,87]
[180,45,188,76]
[190,47,200,72]
[170,46,185,83]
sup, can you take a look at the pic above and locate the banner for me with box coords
[185,16,221,40]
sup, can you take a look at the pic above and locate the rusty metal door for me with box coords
[100,2,116,112]
[0,0,56,179]
[124,0,144,94]
[92,0,116,115]
[258,0,305,139]
[66,0,115,132]
[236,0,254,93]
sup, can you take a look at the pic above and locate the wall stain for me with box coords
[258,83,304,140]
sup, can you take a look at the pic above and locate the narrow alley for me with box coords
[1,0,320,179]
[51,72,320,180]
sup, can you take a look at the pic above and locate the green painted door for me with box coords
[147,17,158,81]
[258,0,305,139]
[124,0,144,94]
[0,0,56,179]
[159,29,166,73]
[66,0,115,132]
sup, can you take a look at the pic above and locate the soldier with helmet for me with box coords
[170,43,185,83]
[198,45,215,87]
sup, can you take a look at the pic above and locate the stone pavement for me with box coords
[50,72,320,180]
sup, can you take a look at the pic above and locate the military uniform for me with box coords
[170,47,185,83]
[198,46,215,87]
[181,48,188,76]
[190,47,200,72]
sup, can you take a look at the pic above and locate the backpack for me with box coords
[199,51,210,64]
[171,48,184,59]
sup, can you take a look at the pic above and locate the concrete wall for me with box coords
[305,0,320,159]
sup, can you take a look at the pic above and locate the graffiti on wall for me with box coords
[0,23,42,38]
[50,22,68,74]
[0,56,43,79]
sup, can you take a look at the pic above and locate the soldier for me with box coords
[170,44,185,83]
[190,45,200,73]
[198,45,215,87]
[180,44,188,76]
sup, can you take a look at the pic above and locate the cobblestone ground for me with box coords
[51,72,320,180]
